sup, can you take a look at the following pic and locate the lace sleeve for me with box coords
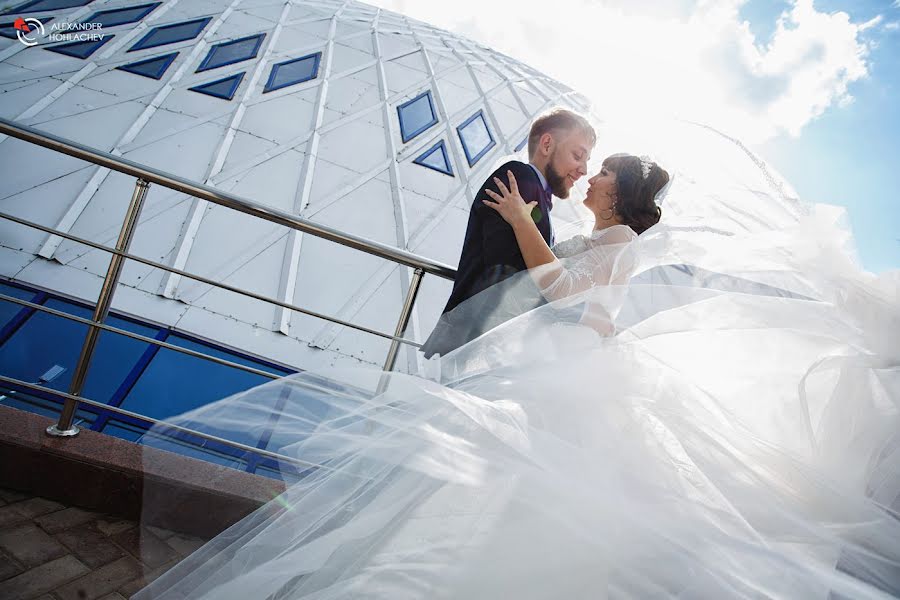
[538,226,638,302]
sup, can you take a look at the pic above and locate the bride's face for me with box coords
[584,166,618,215]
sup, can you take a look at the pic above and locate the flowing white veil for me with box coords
[133,119,899,599]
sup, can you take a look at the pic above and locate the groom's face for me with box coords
[545,130,592,199]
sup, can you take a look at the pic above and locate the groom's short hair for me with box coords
[528,108,595,158]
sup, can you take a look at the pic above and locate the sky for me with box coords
[370,0,899,273]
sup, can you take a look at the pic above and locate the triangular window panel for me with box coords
[188,72,245,101]
[129,17,212,52]
[0,16,52,39]
[197,33,265,72]
[413,139,453,177]
[45,35,113,59]
[263,52,321,93]
[84,3,160,28]
[116,52,177,80]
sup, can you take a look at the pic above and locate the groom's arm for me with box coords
[475,162,542,267]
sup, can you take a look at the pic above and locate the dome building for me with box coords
[0,0,592,453]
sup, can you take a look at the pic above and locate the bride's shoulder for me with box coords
[552,234,591,258]
[591,225,637,245]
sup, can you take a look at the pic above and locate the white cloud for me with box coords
[366,0,875,143]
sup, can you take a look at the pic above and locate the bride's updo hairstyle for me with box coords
[602,153,669,234]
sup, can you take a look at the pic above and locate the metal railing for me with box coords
[0,117,457,447]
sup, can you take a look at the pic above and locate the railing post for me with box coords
[376,268,425,395]
[47,178,151,437]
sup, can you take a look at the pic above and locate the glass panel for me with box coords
[130,17,211,51]
[118,52,177,80]
[266,54,318,92]
[85,3,159,28]
[0,386,96,425]
[198,34,263,71]
[0,282,38,331]
[458,112,495,165]
[398,92,437,142]
[189,73,244,100]
[118,334,290,449]
[0,298,157,403]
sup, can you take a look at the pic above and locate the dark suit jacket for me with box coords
[420,160,554,358]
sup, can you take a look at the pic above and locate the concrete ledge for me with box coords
[0,405,286,538]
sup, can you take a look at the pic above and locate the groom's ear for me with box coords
[538,132,554,156]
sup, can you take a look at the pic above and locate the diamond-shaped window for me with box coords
[189,72,245,101]
[4,0,91,15]
[413,140,453,177]
[196,33,265,73]
[129,17,212,52]
[83,3,160,28]
[45,35,113,59]
[397,91,437,143]
[116,52,177,80]
[263,52,321,93]
[0,16,52,38]
[457,110,496,167]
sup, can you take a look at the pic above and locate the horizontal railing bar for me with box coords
[0,374,334,473]
[0,117,457,281]
[0,211,423,349]
[0,293,284,381]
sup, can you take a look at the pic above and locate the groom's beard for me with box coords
[546,159,570,199]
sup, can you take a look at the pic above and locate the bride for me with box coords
[134,131,899,598]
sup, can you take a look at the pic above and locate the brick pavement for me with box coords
[0,487,207,600]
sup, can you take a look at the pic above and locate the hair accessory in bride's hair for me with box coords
[639,156,652,180]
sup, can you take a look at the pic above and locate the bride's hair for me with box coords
[602,154,668,234]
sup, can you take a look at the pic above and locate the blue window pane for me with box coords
[5,0,91,15]
[413,139,453,176]
[116,51,177,80]
[188,72,244,100]
[0,386,96,425]
[457,110,496,167]
[196,33,265,72]
[45,35,113,59]
[263,52,321,93]
[515,137,528,152]
[0,298,157,404]
[0,17,52,39]
[397,91,438,143]
[83,3,160,28]
[118,334,289,430]
[0,282,38,331]
[129,16,211,52]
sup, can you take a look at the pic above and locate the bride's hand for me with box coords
[483,171,537,227]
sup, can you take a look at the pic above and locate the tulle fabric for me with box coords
[133,120,899,599]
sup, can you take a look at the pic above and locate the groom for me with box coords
[420,108,595,358]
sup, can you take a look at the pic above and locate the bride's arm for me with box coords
[483,171,564,290]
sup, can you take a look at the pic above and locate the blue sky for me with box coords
[758,1,899,273]
[376,0,899,273]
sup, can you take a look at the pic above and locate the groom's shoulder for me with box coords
[489,159,538,182]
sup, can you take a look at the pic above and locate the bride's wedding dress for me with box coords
[134,122,899,599]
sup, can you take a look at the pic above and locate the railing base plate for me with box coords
[46,424,80,437]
